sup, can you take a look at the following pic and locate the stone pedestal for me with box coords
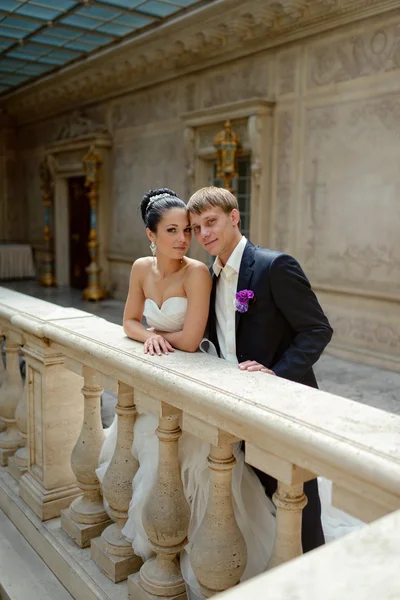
[61,509,111,548]
[20,475,81,521]
[92,534,141,583]
[128,573,187,600]
[19,339,84,520]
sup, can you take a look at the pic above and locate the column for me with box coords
[82,145,105,301]
[191,438,247,597]
[39,156,56,287]
[61,366,111,547]
[128,403,190,599]
[19,338,84,520]
[91,382,142,582]
[0,330,24,466]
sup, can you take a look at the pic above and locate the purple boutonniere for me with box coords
[235,289,255,313]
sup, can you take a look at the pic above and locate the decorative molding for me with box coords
[181,97,273,127]
[2,0,400,123]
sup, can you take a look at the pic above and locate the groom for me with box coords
[187,186,333,553]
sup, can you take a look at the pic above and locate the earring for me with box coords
[150,241,156,264]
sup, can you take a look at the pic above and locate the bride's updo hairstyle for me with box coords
[140,188,187,232]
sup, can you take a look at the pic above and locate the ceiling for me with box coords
[0,0,206,97]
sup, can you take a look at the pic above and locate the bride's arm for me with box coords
[157,263,212,352]
[123,259,173,352]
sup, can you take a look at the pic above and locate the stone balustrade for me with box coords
[0,286,399,600]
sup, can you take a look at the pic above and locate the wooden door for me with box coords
[68,176,91,290]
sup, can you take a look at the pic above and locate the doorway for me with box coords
[68,176,90,290]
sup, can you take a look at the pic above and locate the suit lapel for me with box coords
[235,242,256,332]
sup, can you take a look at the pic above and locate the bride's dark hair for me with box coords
[140,188,187,232]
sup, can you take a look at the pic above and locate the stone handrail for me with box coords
[0,286,400,599]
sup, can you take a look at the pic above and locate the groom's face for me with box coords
[190,206,240,258]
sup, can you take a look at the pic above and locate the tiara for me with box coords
[146,192,174,211]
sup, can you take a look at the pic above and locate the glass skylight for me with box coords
[0,0,207,96]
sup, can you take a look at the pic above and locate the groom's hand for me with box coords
[239,360,276,375]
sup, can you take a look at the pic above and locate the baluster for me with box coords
[191,434,247,598]
[0,331,24,466]
[244,444,313,568]
[8,373,28,480]
[268,481,307,568]
[129,402,190,599]
[0,334,6,387]
[91,382,142,581]
[0,334,6,433]
[61,366,111,547]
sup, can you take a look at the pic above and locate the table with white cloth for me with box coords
[0,244,36,280]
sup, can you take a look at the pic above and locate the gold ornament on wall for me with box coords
[82,145,105,301]
[214,120,241,191]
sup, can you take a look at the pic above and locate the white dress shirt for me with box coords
[213,236,247,364]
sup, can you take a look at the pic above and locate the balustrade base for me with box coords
[20,472,81,521]
[91,536,142,583]
[128,572,187,600]
[7,455,27,481]
[61,507,112,548]
[0,447,17,467]
[0,467,128,600]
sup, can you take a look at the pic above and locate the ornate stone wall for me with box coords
[273,13,400,370]
[11,7,400,369]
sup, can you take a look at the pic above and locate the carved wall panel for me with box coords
[111,83,179,130]
[302,95,400,296]
[202,56,269,109]
[307,20,400,90]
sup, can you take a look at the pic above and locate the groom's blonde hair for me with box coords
[187,186,239,215]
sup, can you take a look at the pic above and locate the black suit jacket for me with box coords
[207,241,333,388]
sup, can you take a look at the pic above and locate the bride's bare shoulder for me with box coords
[186,257,211,280]
[130,256,152,277]
[184,257,210,276]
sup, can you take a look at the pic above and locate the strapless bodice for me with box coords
[143,297,188,332]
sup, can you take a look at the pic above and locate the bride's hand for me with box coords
[144,333,174,356]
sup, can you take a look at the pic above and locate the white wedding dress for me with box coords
[97,297,363,598]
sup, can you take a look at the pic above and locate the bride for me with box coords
[97,188,363,597]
